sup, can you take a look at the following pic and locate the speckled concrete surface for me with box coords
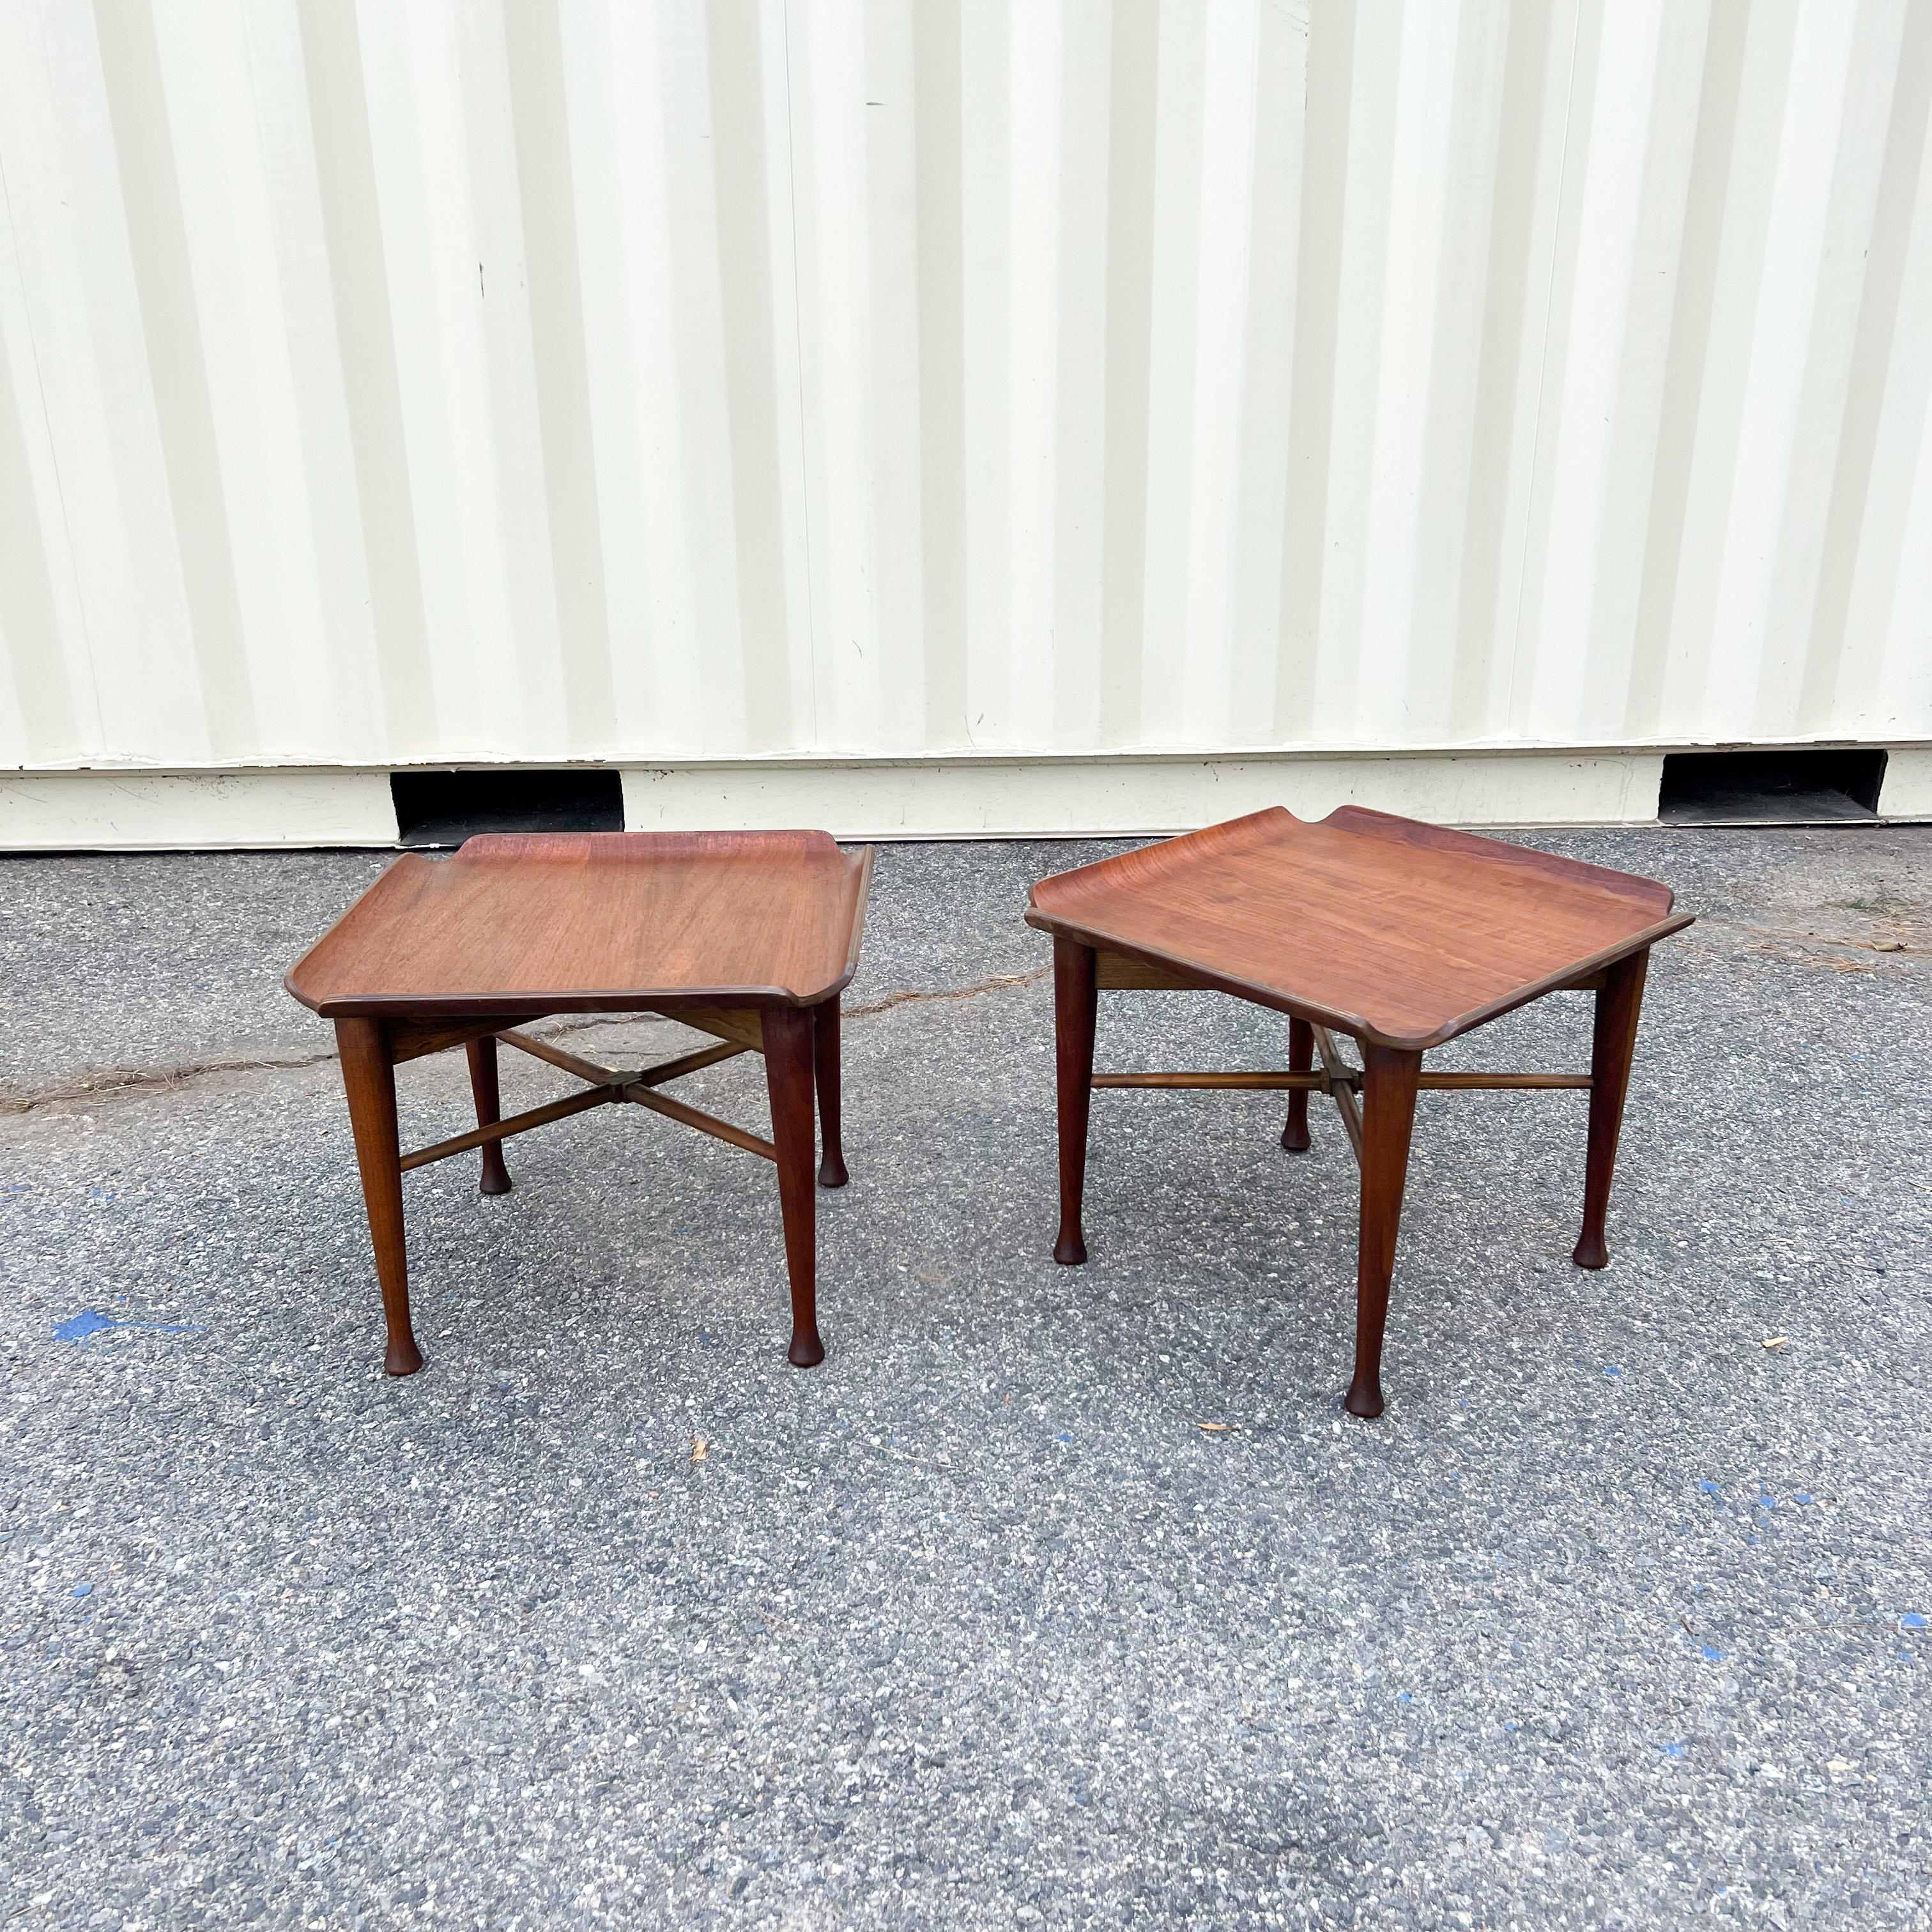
[1,829,1928,1931]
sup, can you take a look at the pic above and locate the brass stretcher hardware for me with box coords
[395,1031,769,1176]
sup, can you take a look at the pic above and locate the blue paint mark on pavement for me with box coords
[1901,1613,1927,1630]
[1659,1742,1685,1759]
[1701,1645,1728,1663]
[72,1583,93,1598]
[54,1309,203,1345]
[53,1310,116,1342]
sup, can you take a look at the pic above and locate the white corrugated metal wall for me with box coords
[1,0,1929,790]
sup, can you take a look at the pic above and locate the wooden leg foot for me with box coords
[466,1036,512,1195]
[813,999,847,1188]
[1572,950,1648,1271]
[1281,1016,1312,1152]
[1342,1377,1384,1420]
[1346,1045,1421,1421]
[765,1008,825,1367]
[337,1018,424,1378]
[1052,938,1096,1266]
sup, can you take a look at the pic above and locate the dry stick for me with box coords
[846,966,1049,1018]
[5,964,1053,1119]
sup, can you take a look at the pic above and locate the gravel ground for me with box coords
[1,827,1928,1931]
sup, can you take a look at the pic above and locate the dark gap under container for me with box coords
[391,769,624,848]
[1658,748,1887,825]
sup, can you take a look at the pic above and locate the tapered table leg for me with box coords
[764,1008,824,1367]
[1346,1044,1422,1420]
[813,997,848,1188]
[1281,1016,1314,1152]
[1573,947,1650,1269]
[1052,937,1098,1264]
[336,1018,424,1377]
[466,1034,512,1195]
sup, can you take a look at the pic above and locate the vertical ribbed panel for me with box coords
[2,0,1928,769]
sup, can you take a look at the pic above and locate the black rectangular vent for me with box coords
[1658,748,1887,825]
[390,769,624,848]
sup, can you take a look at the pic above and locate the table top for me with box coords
[1025,808,1692,1050]
[287,832,873,1019]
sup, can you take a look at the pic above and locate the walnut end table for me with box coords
[1025,808,1693,1419]
[287,831,873,1376]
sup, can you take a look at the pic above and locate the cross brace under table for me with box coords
[1053,943,1648,1420]
[395,1027,774,1174]
[332,1000,846,1379]
[1094,1023,1592,1167]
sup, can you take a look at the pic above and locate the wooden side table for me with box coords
[286,831,873,1376]
[1025,808,1693,1418]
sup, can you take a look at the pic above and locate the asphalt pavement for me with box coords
[1,826,1928,1930]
